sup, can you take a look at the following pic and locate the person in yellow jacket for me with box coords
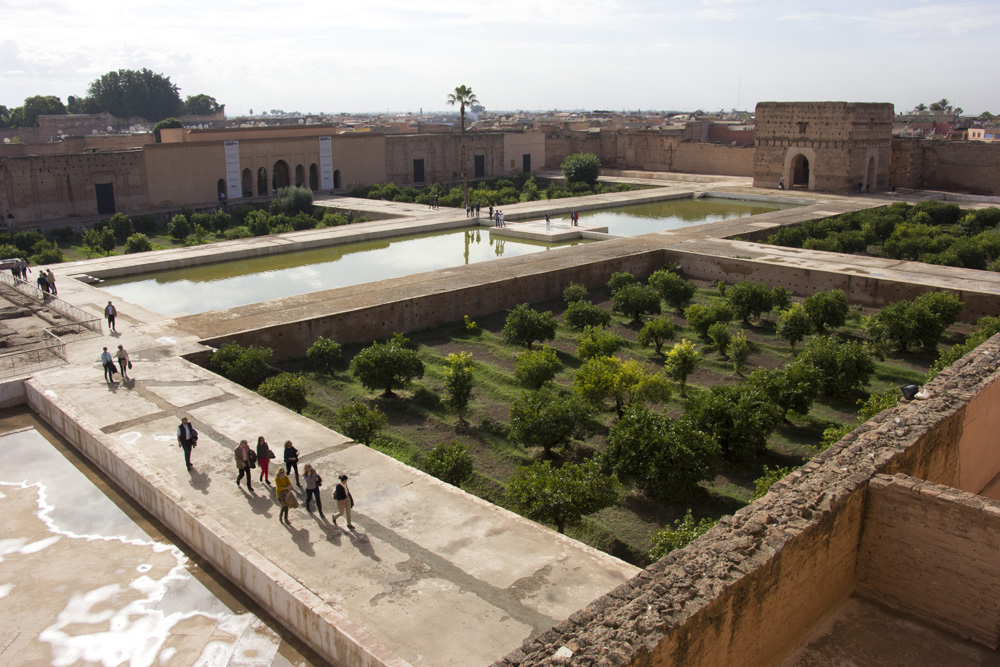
[275,468,295,524]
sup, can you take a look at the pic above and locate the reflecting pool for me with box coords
[573,197,796,236]
[101,228,586,315]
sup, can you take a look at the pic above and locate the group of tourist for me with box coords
[465,202,481,218]
[493,210,507,228]
[8,258,30,282]
[99,344,131,383]
[179,421,355,528]
[36,268,57,295]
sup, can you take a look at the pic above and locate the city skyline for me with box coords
[3,0,999,117]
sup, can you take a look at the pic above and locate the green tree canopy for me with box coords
[560,153,601,185]
[574,355,671,418]
[684,383,782,460]
[256,372,309,413]
[514,346,562,389]
[11,95,67,127]
[604,405,719,499]
[649,509,720,561]
[505,459,619,534]
[664,339,699,396]
[637,316,676,354]
[611,283,662,323]
[803,289,848,333]
[86,68,183,121]
[446,84,479,207]
[350,334,425,396]
[183,94,222,115]
[152,118,183,143]
[443,352,475,419]
[648,269,696,313]
[502,303,557,349]
[508,389,595,456]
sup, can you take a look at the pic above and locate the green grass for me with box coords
[282,282,958,567]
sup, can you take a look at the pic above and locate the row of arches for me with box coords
[216,160,342,197]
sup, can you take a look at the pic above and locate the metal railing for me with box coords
[0,328,67,377]
[0,271,103,333]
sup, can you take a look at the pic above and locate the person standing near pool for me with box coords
[283,440,301,487]
[105,301,118,332]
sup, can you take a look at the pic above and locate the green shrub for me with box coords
[564,299,612,330]
[707,322,730,356]
[502,304,557,349]
[514,346,562,389]
[649,509,719,561]
[167,214,191,241]
[47,226,75,245]
[421,441,474,487]
[306,336,342,373]
[606,271,637,295]
[638,317,676,354]
[443,352,475,419]
[31,243,64,265]
[209,342,273,388]
[751,465,797,500]
[107,213,133,244]
[271,186,314,215]
[350,334,425,396]
[124,233,153,254]
[224,226,253,240]
[256,372,309,413]
[132,216,158,235]
[562,282,590,304]
[333,400,387,445]
[577,325,626,360]
[560,153,601,185]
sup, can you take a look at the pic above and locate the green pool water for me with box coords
[101,196,796,316]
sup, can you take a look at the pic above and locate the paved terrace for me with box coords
[16,180,1000,666]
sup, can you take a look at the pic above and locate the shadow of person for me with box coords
[284,523,315,556]
[247,492,273,517]
[188,467,211,494]
[344,524,380,562]
[318,522,343,547]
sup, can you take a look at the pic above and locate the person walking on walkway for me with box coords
[116,344,131,380]
[105,301,118,332]
[177,417,197,470]
[257,435,274,485]
[303,464,325,518]
[100,347,116,383]
[333,475,354,529]
[235,439,256,492]
[275,468,295,524]
[283,440,301,487]
[46,269,57,295]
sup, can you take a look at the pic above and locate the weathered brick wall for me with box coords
[385,133,506,186]
[753,102,893,193]
[890,139,1000,196]
[673,143,752,176]
[0,150,146,222]
[490,337,1000,666]
[856,474,1000,648]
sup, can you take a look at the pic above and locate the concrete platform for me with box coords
[489,218,609,242]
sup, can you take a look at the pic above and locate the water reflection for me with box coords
[575,197,795,237]
[102,228,586,316]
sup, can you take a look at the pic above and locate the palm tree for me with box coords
[915,103,928,112]
[447,85,479,208]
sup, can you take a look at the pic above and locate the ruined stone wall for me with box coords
[889,139,1000,196]
[673,143,752,176]
[543,130,749,176]
[0,150,146,222]
[856,474,1000,648]
[384,133,505,185]
[0,135,152,158]
[754,102,893,193]
[490,336,1000,667]
[503,131,546,177]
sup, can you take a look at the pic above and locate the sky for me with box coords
[2,0,999,117]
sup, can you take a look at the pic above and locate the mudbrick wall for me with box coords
[856,474,1000,648]
[891,138,1000,196]
[491,336,1000,666]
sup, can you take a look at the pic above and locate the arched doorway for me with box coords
[295,164,305,188]
[257,167,268,196]
[242,168,252,197]
[865,156,876,192]
[309,164,319,191]
[333,169,341,190]
[272,160,291,192]
[791,154,810,188]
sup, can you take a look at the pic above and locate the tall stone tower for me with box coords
[753,102,894,194]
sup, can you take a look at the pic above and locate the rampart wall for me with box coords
[0,149,146,221]
[891,138,1000,196]
[856,474,1000,648]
